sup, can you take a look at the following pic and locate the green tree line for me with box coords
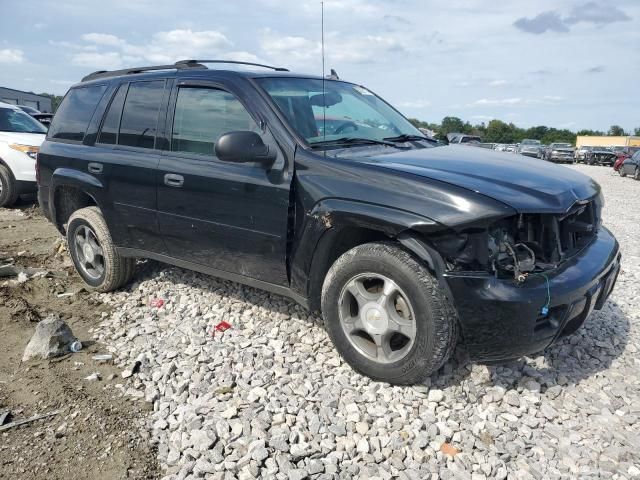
[409,116,640,145]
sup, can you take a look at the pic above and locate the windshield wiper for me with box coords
[310,137,408,149]
[383,134,437,144]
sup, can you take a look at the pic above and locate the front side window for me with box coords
[118,80,165,149]
[171,87,258,156]
[47,85,107,141]
[256,77,423,146]
[0,107,47,134]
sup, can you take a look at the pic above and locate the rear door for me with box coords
[92,79,170,252]
[156,78,292,286]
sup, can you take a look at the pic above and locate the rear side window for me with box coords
[118,80,165,149]
[48,85,107,142]
[97,84,127,145]
[171,87,258,156]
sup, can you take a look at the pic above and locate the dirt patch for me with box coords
[0,200,158,480]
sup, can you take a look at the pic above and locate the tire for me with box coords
[66,206,135,292]
[0,164,19,208]
[321,242,458,385]
[635,167,640,181]
[620,167,627,177]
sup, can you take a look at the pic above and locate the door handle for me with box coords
[164,173,184,187]
[88,163,103,174]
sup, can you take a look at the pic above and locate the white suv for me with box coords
[0,101,48,207]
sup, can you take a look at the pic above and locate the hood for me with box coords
[0,132,46,147]
[357,145,599,213]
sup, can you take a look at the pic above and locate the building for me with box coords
[0,87,52,113]
[576,135,640,148]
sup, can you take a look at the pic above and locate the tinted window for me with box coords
[171,88,258,156]
[48,85,107,141]
[119,80,165,149]
[98,84,127,145]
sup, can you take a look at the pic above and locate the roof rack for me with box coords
[81,59,289,82]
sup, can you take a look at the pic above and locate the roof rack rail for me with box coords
[175,59,289,72]
[81,59,289,82]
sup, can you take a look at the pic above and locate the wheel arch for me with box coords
[299,199,449,310]
[50,168,103,234]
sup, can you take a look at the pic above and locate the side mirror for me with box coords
[215,131,276,165]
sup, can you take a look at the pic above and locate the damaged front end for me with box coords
[432,194,603,281]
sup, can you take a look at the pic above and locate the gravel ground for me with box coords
[91,164,640,480]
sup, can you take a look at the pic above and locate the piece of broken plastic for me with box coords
[70,340,82,353]
[212,321,232,337]
[150,298,164,308]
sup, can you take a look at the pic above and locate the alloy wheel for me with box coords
[338,273,417,364]
[73,225,105,280]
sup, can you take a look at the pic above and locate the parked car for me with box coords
[518,139,542,158]
[38,60,620,384]
[505,144,518,153]
[613,146,640,172]
[575,146,592,163]
[446,133,482,144]
[15,105,54,128]
[0,101,48,207]
[543,143,575,163]
[619,151,640,179]
[585,147,617,166]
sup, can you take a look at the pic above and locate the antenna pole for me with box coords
[321,1,326,141]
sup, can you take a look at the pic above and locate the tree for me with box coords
[37,93,64,112]
[634,127,640,136]
[608,125,627,136]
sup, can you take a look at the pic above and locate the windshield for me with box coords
[0,107,47,133]
[256,77,424,146]
[553,143,572,148]
[522,139,541,145]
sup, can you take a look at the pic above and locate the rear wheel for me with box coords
[635,167,640,181]
[321,242,458,385]
[67,206,135,292]
[0,164,19,208]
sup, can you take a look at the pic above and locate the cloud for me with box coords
[473,98,524,106]
[398,100,431,109]
[471,96,563,107]
[72,51,125,70]
[565,1,631,26]
[585,65,605,73]
[514,3,631,34]
[0,48,25,64]
[513,11,569,34]
[260,31,320,62]
[70,29,239,68]
[488,79,508,87]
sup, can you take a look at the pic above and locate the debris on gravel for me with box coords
[88,165,640,479]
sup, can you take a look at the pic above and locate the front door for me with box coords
[156,79,292,286]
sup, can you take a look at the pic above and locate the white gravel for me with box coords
[91,164,640,480]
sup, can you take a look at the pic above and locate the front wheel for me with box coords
[321,242,458,385]
[67,206,135,292]
[635,167,640,181]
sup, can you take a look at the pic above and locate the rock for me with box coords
[84,372,101,381]
[190,429,215,452]
[22,315,77,362]
[428,389,444,402]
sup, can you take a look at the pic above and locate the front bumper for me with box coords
[444,227,620,361]
[549,154,574,163]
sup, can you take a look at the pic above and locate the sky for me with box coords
[1,0,638,132]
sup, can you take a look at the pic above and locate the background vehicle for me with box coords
[575,146,592,162]
[517,139,542,158]
[613,146,640,172]
[16,104,53,128]
[0,101,47,206]
[585,147,617,166]
[619,151,640,179]
[543,142,575,163]
[38,60,620,385]
[446,132,482,144]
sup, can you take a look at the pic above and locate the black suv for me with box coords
[38,60,621,384]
